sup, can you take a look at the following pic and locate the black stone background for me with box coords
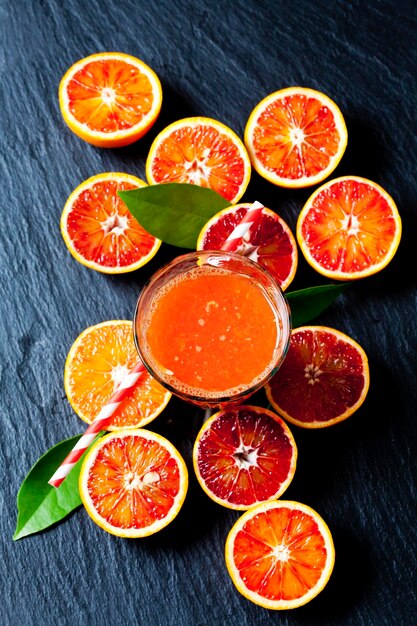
[1,0,417,624]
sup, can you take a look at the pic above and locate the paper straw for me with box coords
[49,200,265,487]
[48,360,145,488]
[220,201,264,252]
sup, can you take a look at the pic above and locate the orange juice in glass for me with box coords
[134,251,291,407]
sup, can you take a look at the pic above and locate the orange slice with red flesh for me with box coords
[244,87,347,188]
[59,52,162,147]
[225,500,335,609]
[197,203,298,290]
[193,406,297,510]
[266,326,369,428]
[61,173,161,273]
[64,321,171,430]
[297,176,402,280]
[146,117,251,202]
[79,429,188,537]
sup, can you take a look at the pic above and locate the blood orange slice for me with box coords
[79,429,188,537]
[61,173,161,273]
[266,326,370,428]
[225,500,335,609]
[244,87,347,188]
[197,204,298,290]
[59,52,162,147]
[297,176,402,280]
[64,321,171,430]
[146,117,251,202]
[193,406,297,510]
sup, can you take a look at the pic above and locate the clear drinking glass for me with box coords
[134,250,291,408]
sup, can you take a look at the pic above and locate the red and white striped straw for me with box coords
[48,360,145,488]
[49,200,265,488]
[221,201,264,252]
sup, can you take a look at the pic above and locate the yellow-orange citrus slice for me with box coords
[59,52,162,147]
[244,87,347,188]
[197,203,298,290]
[64,321,171,430]
[296,176,402,280]
[193,406,297,510]
[266,326,369,428]
[146,117,251,202]
[79,429,188,537]
[225,500,335,609]
[61,173,161,273]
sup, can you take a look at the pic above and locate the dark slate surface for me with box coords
[1,0,417,624]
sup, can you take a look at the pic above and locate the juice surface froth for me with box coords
[142,266,281,398]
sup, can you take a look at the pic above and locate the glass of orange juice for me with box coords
[134,251,291,408]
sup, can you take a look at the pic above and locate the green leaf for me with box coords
[14,433,103,540]
[286,283,349,327]
[118,183,230,248]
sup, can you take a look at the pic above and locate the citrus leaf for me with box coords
[14,433,103,540]
[118,183,230,248]
[286,283,349,327]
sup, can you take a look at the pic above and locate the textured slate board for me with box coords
[1,0,417,624]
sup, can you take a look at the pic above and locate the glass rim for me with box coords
[133,250,292,406]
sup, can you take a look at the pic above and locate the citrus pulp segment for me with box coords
[244,87,347,188]
[146,117,251,202]
[59,52,162,147]
[197,203,298,290]
[296,176,402,280]
[64,320,171,430]
[193,406,297,510]
[225,500,335,609]
[61,173,161,273]
[266,326,369,428]
[79,429,188,537]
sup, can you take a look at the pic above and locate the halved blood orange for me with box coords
[79,429,188,537]
[197,204,298,290]
[266,326,370,428]
[59,52,162,147]
[225,500,335,609]
[193,406,297,510]
[297,176,402,280]
[61,173,161,273]
[146,117,251,202]
[244,87,347,188]
[64,321,171,430]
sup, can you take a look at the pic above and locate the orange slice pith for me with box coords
[297,176,402,280]
[64,321,171,430]
[193,406,297,510]
[244,87,347,188]
[146,117,251,202]
[79,429,188,537]
[61,173,161,273]
[197,204,298,290]
[225,500,335,610]
[59,52,162,147]
[266,326,370,428]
